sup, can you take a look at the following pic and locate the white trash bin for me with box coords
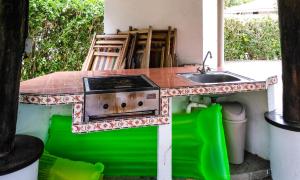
[221,102,247,164]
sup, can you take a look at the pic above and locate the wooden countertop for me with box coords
[20,67,278,97]
[20,67,204,95]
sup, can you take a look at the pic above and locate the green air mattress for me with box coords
[39,151,104,180]
[45,104,230,179]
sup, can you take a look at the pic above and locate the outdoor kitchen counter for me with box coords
[20,67,278,97]
[19,67,277,133]
[18,67,278,180]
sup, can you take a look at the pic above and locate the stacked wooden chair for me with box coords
[118,26,177,69]
[82,26,177,71]
[150,26,177,68]
[82,34,130,71]
[117,26,153,69]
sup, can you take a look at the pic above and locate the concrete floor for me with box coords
[105,152,271,180]
[231,152,271,180]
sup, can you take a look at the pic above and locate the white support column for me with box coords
[267,85,277,112]
[217,0,225,69]
[157,97,172,180]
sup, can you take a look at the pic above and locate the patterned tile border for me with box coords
[19,94,84,105]
[160,77,277,97]
[72,116,170,133]
[73,103,84,125]
[160,83,265,97]
[266,76,278,86]
[160,97,170,116]
[71,96,171,133]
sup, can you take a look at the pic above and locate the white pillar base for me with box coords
[0,160,39,180]
[157,97,172,180]
[270,125,300,180]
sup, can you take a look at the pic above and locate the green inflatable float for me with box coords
[39,151,105,180]
[45,104,230,179]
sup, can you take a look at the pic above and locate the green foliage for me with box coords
[225,18,281,61]
[225,0,253,7]
[22,0,104,80]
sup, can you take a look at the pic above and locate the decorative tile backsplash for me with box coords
[73,103,84,125]
[20,94,84,105]
[72,116,170,133]
[160,81,269,97]
[161,97,170,116]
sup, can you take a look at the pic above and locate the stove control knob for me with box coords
[138,101,143,106]
[103,104,109,109]
[121,103,127,108]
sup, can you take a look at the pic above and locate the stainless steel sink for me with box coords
[177,71,253,84]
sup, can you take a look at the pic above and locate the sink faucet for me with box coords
[197,51,212,74]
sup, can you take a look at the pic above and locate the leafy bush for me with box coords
[22,0,104,80]
[225,0,253,7]
[225,18,281,61]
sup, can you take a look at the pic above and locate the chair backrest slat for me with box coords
[82,34,129,71]
[117,26,177,69]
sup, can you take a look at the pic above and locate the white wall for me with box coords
[104,0,208,65]
[203,0,218,68]
[16,104,72,142]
